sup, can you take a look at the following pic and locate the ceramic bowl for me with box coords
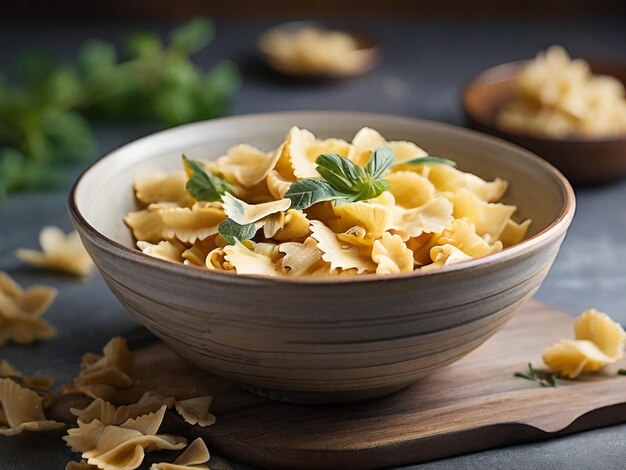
[69,111,575,404]
[462,60,626,186]
[258,22,380,79]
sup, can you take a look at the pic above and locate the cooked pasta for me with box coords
[497,46,626,138]
[125,127,531,277]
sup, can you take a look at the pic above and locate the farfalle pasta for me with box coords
[543,309,626,378]
[497,46,626,138]
[0,272,57,345]
[125,127,531,277]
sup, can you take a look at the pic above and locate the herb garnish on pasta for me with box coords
[125,127,529,276]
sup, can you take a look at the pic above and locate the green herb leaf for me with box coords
[365,147,395,179]
[315,153,366,193]
[395,156,457,167]
[284,178,347,210]
[0,20,240,205]
[183,155,231,202]
[170,18,214,54]
[218,218,257,245]
[618,369,626,376]
[514,363,558,388]
[124,31,163,59]
[353,178,391,201]
[78,40,117,78]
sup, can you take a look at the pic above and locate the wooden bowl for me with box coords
[258,22,381,79]
[69,111,575,404]
[462,60,626,186]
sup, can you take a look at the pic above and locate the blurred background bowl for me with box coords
[462,60,626,186]
[258,21,381,79]
[69,111,574,404]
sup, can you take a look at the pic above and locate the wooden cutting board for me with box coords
[129,300,626,470]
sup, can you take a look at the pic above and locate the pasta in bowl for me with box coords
[124,127,531,277]
[70,112,574,403]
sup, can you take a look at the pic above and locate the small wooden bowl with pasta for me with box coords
[69,111,575,404]
[463,46,626,186]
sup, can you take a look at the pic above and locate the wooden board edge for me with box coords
[199,402,626,470]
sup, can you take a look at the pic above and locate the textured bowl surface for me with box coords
[69,111,575,404]
[462,60,626,186]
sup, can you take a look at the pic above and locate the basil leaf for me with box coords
[183,155,231,202]
[285,178,346,210]
[353,178,391,201]
[315,152,366,194]
[396,156,457,167]
[364,147,394,179]
[218,218,256,245]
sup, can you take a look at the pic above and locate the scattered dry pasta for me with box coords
[151,438,211,470]
[174,396,216,427]
[258,26,374,77]
[543,309,626,378]
[15,226,94,277]
[125,127,530,277]
[0,272,57,345]
[497,46,626,138]
[63,405,187,469]
[0,378,63,436]
[63,337,137,403]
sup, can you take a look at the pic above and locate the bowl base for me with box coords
[237,382,411,405]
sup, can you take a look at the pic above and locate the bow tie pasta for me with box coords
[497,46,626,139]
[125,127,531,277]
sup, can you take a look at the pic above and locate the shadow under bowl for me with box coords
[69,111,575,404]
[462,60,626,186]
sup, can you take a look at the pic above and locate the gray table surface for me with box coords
[1,16,626,470]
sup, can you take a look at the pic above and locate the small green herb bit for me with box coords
[284,178,344,211]
[218,218,256,245]
[285,147,395,210]
[183,155,231,202]
[514,363,558,388]
[395,156,457,167]
[618,369,626,376]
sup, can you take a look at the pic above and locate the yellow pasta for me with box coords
[174,396,216,427]
[543,308,626,378]
[134,169,190,206]
[0,378,63,436]
[217,143,282,188]
[64,406,187,469]
[16,226,94,277]
[0,272,57,346]
[126,127,531,277]
[371,232,414,274]
[497,46,626,138]
[150,438,210,470]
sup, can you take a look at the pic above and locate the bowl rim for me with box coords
[461,59,626,145]
[68,110,576,286]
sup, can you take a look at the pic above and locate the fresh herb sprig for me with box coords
[514,363,559,388]
[181,156,256,244]
[0,18,241,204]
[285,147,394,210]
[285,148,456,210]
[183,155,232,202]
[618,369,626,376]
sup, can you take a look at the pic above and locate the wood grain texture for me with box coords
[462,60,626,186]
[69,112,575,403]
[127,300,626,470]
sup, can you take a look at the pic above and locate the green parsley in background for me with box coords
[0,18,241,204]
